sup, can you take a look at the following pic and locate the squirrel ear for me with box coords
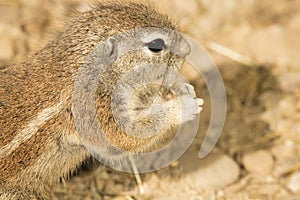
[105,37,118,62]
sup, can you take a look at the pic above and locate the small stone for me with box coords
[242,150,274,175]
[271,140,297,160]
[287,172,300,193]
[273,159,298,178]
[181,148,240,190]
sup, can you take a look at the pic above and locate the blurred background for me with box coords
[0,0,300,199]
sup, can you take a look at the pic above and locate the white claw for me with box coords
[196,106,203,114]
[196,98,204,106]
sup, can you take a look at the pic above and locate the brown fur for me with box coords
[0,1,177,199]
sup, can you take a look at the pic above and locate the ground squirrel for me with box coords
[0,1,202,199]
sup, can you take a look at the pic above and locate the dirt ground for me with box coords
[1,0,300,199]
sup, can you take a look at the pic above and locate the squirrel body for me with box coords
[0,2,201,199]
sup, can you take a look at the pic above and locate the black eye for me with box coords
[146,38,166,53]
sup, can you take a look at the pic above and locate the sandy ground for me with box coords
[1,0,300,199]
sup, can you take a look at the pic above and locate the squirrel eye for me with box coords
[146,38,166,53]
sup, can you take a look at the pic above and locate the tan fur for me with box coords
[0,1,178,199]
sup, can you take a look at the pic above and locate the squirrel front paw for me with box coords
[179,96,203,123]
[165,82,203,124]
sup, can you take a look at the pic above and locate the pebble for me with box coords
[181,148,240,190]
[271,140,298,177]
[142,149,240,199]
[271,140,297,160]
[287,172,300,193]
[242,150,274,175]
[273,159,298,178]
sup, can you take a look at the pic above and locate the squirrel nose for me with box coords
[170,33,191,57]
